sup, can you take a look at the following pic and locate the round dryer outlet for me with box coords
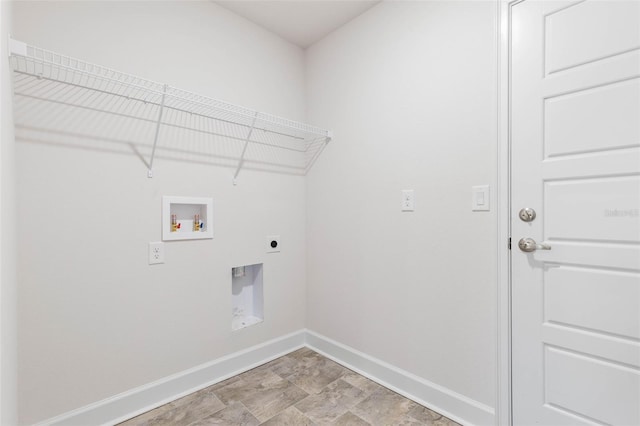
[266,235,280,253]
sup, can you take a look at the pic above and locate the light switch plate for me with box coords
[472,185,490,211]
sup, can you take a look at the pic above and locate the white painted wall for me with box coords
[12,1,500,423]
[1,1,18,424]
[305,0,497,417]
[12,2,307,424]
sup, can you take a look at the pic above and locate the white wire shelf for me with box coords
[8,37,332,182]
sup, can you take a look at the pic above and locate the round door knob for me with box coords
[518,237,551,252]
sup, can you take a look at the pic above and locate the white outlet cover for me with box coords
[401,189,415,212]
[266,235,281,253]
[148,242,165,265]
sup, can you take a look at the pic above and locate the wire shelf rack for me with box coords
[8,38,332,182]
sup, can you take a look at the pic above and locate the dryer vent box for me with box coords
[232,263,264,331]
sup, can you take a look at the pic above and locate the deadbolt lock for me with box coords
[519,207,536,222]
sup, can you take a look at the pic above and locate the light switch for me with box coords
[472,185,490,211]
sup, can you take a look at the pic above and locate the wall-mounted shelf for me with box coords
[8,38,332,183]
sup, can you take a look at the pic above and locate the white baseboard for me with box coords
[305,329,495,426]
[36,329,495,426]
[37,330,306,426]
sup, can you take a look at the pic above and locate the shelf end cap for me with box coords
[8,37,27,57]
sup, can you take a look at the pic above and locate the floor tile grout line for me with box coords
[237,400,261,425]
[118,348,459,426]
[320,375,371,410]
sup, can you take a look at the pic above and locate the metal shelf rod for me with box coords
[148,84,167,178]
[14,70,313,141]
[233,112,259,185]
[14,91,310,154]
[14,61,328,138]
[305,135,332,172]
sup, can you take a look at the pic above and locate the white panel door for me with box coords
[511,1,640,424]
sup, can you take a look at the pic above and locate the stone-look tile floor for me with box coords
[119,348,461,426]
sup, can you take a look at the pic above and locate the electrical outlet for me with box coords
[266,235,281,253]
[148,242,165,265]
[401,190,415,211]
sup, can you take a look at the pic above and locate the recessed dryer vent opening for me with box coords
[231,264,264,331]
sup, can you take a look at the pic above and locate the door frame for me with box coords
[496,1,525,425]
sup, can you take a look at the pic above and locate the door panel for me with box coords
[545,267,640,339]
[545,346,640,426]
[542,149,640,180]
[545,0,640,74]
[534,241,639,270]
[511,1,640,424]
[545,176,640,242]
[544,78,640,157]
[543,324,640,369]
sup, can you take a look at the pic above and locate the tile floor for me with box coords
[119,348,461,426]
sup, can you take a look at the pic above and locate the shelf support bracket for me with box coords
[233,112,259,185]
[147,84,168,178]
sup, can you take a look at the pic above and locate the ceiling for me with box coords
[215,1,382,48]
